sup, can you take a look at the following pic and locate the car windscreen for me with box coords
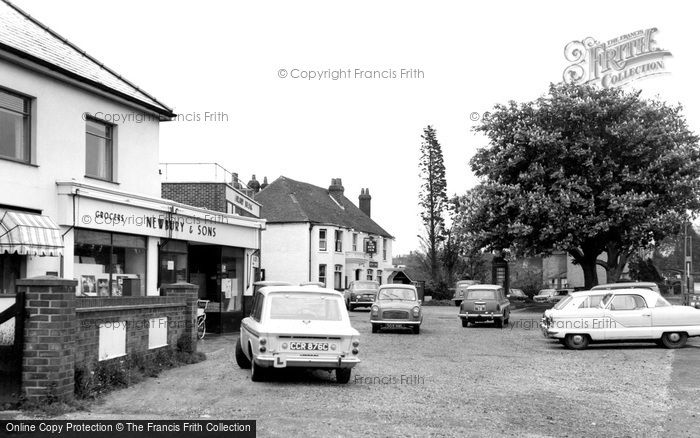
[538,290,555,296]
[378,288,416,301]
[553,295,573,309]
[465,290,497,300]
[353,282,379,290]
[268,294,342,321]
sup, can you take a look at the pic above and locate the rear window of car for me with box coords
[378,288,417,301]
[466,290,497,300]
[578,295,605,308]
[353,282,379,290]
[268,294,342,321]
[538,290,555,296]
[554,295,573,309]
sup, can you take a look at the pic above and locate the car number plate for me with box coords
[289,342,329,351]
[475,304,485,311]
[385,324,403,329]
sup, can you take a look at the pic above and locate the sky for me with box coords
[11,0,700,255]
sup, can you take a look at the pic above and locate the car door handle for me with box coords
[641,313,651,317]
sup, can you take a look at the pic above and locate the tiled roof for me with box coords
[256,176,392,238]
[0,0,174,117]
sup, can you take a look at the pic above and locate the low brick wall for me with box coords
[17,277,198,402]
[75,296,189,366]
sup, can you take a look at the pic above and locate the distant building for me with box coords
[255,177,397,288]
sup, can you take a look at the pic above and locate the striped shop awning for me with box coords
[0,210,63,256]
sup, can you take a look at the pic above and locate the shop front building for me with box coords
[0,2,264,332]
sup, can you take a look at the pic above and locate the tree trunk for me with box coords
[570,247,600,289]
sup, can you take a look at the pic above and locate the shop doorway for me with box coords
[187,244,244,333]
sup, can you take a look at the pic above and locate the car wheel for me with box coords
[348,303,355,311]
[371,323,380,333]
[454,300,462,307]
[412,325,420,335]
[345,299,350,310]
[661,332,688,349]
[251,358,267,382]
[494,318,503,328]
[503,311,509,325]
[235,338,251,369]
[461,319,468,328]
[564,334,589,350]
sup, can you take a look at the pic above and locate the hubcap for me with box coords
[572,335,584,345]
[669,333,681,342]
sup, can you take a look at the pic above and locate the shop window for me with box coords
[0,88,31,163]
[335,230,343,252]
[0,253,22,294]
[383,238,388,260]
[352,233,358,251]
[319,264,327,287]
[74,229,146,297]
[158,240,188,289]
[377,270,383,285]
[85,118,114,181]
[319,229,327,251]
[334,265,343,290]
[367,269,373,281]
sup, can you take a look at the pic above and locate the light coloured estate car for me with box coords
[370,284,422,334]
[236,286,361,383]
[458,284,510,328]
[541,288,700,350]
[534,289,556,303]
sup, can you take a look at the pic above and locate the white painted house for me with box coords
[255,177,396,289]
[0,0,264,323]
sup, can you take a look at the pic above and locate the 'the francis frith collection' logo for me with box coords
[563,28,672,88]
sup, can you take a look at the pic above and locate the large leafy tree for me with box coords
[454,83,700,288]
[418,125,448,283]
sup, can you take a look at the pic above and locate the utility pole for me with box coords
[683,222,693,305]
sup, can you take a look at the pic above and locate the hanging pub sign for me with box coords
[365,238,377,254]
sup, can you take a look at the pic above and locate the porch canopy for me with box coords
[0,210,63,256]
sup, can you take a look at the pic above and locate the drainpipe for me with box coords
[309,223,313,282]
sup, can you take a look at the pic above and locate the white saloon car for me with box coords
[541,288,700,349]
[235,286,361,383]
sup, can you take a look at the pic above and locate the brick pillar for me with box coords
[17,276,78,403]
[161,282,199,351]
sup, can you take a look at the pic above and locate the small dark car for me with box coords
[458,285,510,328]
[344,280,380,310]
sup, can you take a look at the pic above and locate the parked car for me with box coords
[344,280,380,310]
[541,288,700,350]
[370,284,422,334]
[591,282,661,294]
[451,279,480,306]
[549,288,574,303]
[542,290,610,324]
[458,284,510,328]
[534,289,556,303]
[235,285,360,383]
[507,288,527,301]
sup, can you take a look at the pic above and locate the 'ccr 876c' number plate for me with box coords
[289,342,329,351]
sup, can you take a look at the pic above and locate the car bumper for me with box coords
[370,319,421,325]
[254,353,360,369]
[458,313,503,319]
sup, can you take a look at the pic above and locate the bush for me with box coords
[426,280,451,300]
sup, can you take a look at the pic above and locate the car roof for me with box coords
[591,282,658,290]
[465,284,502,290]
[258,286,344,297]
[254,281,293,286]
[378,283,416,290]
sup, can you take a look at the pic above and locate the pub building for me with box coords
[0,0,264,332]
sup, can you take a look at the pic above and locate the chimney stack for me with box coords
[247,174,261,193]
[359,188,371,217]
[260,176,269,190]
[328,178,345,201]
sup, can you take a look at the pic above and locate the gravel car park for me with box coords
[54,306,700,437]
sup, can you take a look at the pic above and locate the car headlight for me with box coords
[259,337,267,345]
[412,306,420,317]
[352,340,360,347]
[371,305,379,316]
